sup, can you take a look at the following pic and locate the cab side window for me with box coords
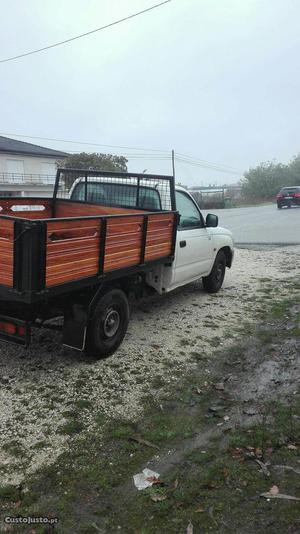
[176,191,203,228]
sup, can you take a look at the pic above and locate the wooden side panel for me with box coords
[104,216,144,272]
[55,200,143,218]
[45,211,175,286]
[0,219,14,287]
[0,198,52,219]
[145,213,175,261]
[46,218,101,286]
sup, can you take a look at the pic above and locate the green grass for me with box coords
[229,400,300,455]
[109,422,135,440]
[271,296,300,318]
[31,441,48,450]
[0,485,20,500]
[74,399,92,410]
[143,413,194,443]
[256,328,275,344]
[58,419,84,435]
[2,440,24,458]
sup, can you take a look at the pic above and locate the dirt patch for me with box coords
[0,283,299,533]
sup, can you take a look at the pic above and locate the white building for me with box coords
[0,136,68,196]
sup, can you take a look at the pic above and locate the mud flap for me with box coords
[62,304,88,351]
[62,320,87,351]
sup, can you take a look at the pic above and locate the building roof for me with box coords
[0,136,69,158]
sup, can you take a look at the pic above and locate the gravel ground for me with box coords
[0,245,299,487]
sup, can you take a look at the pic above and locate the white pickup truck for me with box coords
[0,170,233,358]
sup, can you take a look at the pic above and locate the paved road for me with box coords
[203,203,300,244]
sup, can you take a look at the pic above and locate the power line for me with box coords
[176,152,243,173]
[0,0,171,64]
[0,132,169,154]
[175,157,241,175]
[0,131,242,173]
[68,150,170,161]
[175,156,242,176]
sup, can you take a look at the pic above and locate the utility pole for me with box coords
[171,149,175,180]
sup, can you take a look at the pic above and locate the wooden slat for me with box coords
[0,219,14,287]
[45,218,101,286]
[0,241,14,252]
[47,249,99,266]
[55,200,143,218]
[46,267,98,286]
[145,214,174,260]
[47,259,99,276]
[103,216,143,272]
[48,219,100,231]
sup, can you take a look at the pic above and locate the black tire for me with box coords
[85,288,129,358]
[202,251,226,293]
[277,202,282,209]
[287,202,291,208]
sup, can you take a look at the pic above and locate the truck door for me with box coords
[172,190,214,287]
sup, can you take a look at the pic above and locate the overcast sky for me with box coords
[1,0,300,185]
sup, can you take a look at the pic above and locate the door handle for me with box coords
[180,240,186,248]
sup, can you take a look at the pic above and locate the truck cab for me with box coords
[147,185,234,294]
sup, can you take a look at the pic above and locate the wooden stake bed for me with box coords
[0,197,177,302]
[0,169,177,350]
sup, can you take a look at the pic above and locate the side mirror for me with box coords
[206,213,218,227]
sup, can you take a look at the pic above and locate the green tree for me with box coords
[288,154,300,185]
[241,157,299,200]
[58,152,128,189]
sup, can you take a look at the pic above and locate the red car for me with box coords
[276,186,300,209]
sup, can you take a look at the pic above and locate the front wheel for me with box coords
[85,288,130,358]
[202,251,226,293]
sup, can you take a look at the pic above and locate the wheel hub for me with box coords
[103,309,120,338]
[216,262,223,281]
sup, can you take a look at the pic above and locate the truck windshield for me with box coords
[71,181,161,210]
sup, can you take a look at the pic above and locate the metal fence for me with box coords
[0,173,56,185]
[54,169,176,211]
[0,171,176,210]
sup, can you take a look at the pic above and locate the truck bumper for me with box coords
[0,315,30,346]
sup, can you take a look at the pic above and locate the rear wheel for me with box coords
[202,251,226,293]
[85,288,129,358]
[277,202,282,209]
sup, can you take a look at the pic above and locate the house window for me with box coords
[0,191,16,197]
[6,159,25,182]
[41,162,56,183]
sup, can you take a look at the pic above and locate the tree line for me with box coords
[241,154,300,199]
[58,152,128,188]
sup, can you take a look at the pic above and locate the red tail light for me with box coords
[294,192,300,198]
[18,326,26,336]
[0,321,26,337]
[276,193,283,198]
[0,322,17,335]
